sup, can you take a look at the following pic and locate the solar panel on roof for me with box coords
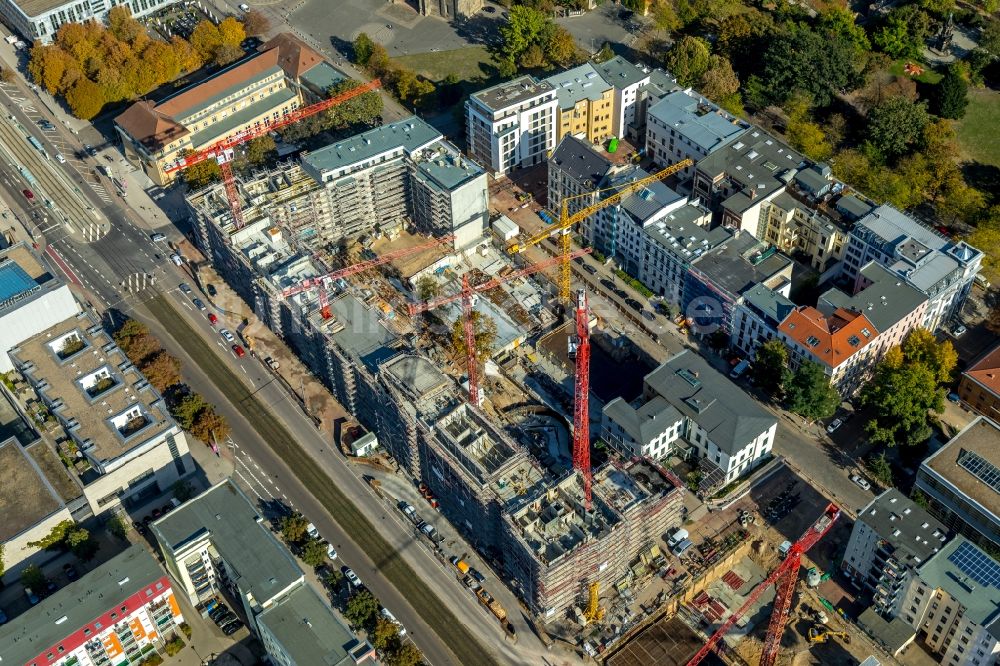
[958,448,1000,495]
[948,541,1000,588]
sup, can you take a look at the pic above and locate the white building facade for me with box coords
[466,76,558,174]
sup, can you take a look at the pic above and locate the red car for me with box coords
[22,188,34,201]
[232,344,245,358]
[207,313,218,325]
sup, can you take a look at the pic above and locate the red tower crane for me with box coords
[569,289,592,508]
[163,79,382,230]
[687,504,841,666]
[408,248,592,404]
[280,235,454,319]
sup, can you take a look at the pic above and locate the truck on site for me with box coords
[475,588,507,623]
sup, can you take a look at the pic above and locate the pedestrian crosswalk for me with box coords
[81,222,107,242]
[91,182,112,203]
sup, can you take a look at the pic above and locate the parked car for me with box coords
[192,298,206,310]
[220,329,235,342]
[380,607,406,636]
[170,253,184,266]
[232,344,245,358]
[306,522,320,539]
[0,608,8,624]
[583,264,597,275]
[342,567,361,587]
[952,324,967,338]
[222,619,243,635]
[85,145,97,157]
[207,313,218,325]
[24,587,39,605]
[826,418,844,434]
[150,233,166,242]
[178,283,192,294]
[326,543,338,560]
[209,604,230,621]
[22,189,34,201]
[63,563,79,581]
[850,474,872,491]
[470,568,486,583]
[625,298,642,311]
[207,284,217,296]
[948,392,961,403]
[55,153,65,163]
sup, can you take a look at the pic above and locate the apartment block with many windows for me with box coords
[0,0,173,43]
[465,76,558,174]
[544,63,616,146]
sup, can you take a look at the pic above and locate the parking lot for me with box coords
[144,2,220,40]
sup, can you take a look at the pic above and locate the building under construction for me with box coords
[504,460,685,618]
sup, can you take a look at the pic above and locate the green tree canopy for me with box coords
[753,339,792,399]
[784,361,840,421]
[867,452,893,486]
[933,64,968,120]
[664,36,711,88]
[280,513,310,544]
[760,23,864,107]
[353,33,375,65]
[299,538,328,567]
[901,328,957,384]
[344,589,380,629]
[451,311,498,361]
[371,616,401,652]
[865,97,929,162]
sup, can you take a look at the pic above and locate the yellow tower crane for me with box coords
[507,159,692,302]
[584,581,605,624]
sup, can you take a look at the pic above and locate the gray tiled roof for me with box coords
[858,607,917,654]
[698,128,804,208]
[603,395,683,445]
[691,231,790,298]
[606,166,683,223]
[550,135,613,187]
[593,56,650,90]
[647,90,747,154]
[819,262,927,333]
[644,351,776,455]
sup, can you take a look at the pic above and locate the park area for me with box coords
[392,46,497,88]
[956,88,1000,168]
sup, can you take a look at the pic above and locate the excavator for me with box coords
[808,627,851,644]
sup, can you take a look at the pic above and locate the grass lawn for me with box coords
[889,59,944,85]
[956,88,1000,168]
[392,46,496,85]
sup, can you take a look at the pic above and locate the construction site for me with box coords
[179,83,888,666]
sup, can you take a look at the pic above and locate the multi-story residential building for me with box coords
[591,56,654,139]
[645,89,748,181]
[841,205,982,333]
[189,117,486,253]
[546,135,613,220]
[730,284,795,358]
[626,68,679,143]
[465,76,558,174]
[759,189,850,275]
[503,461,683,618]
[8,311,194,517]
[0,0,173,43]
[151,479,374,662]
[0,241,80,372]
[957,344,1000,420]
[602,350,777,488]
[841,489,948,617]
[777,305,879,397]
[692,128,805,238]
[915,417,1000,552]
[115,37,319,185]
[894,536,1000,666]
[683,231,792,336]
[0,545,184,666]
[544,63,616,145]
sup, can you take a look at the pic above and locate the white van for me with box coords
[667,528,689,549]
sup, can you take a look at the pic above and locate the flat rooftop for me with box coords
[545,63,611,109]
[819,262,927,334]
[9,313,174,472]
[648,90,747,154]
[257,584,366,666]
[0,243,57,316]
[152,480,303,606]
[858,489,948,568]
[922,417,1000,521]
[509,472,620,565]
[412,143,484,191]
[691,231,790,298]
[471,75,555,111]
[369,231,453,281]
[301,116,440,177]
[26,440,81,504]
[383,354,450,401]
[917,536,1000,634]
[317,294,399,370]
[0,437,65,542]
[0,545,167,665]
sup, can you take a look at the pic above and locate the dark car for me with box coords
[625,298,642,311]
[470,568,487,583]
[63,563,79,581]
[222,620,243,635]
[85,145,97,157]
[600,279,615,291]
[207,284,217,297]
[214,611,236,625]
[178,283,192,294]
[583,264,597,275]
[209,605,230,621]
[192,298,206,310]
[483,5,496,11]
[614,288,627,299]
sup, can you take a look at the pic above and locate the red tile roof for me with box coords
[258,33,323,79]
[778,306,878,368]
[965,343,1000,398]
[113,101,189,151]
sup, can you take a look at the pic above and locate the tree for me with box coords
[190,20,222,63]
[28,519,75,550]
[172,35,203,73]
[108,6,144,44]
[66,526,99,560]
[0,544,5,578]
[760,24,864,108]
[753,340,792,399]
[865,98,929,162]
[933,64,968,120]
[114,318,149,344]
[451,311,498,360]
[242,10,270,37]
[299,538,328,567]
[353,33,375,66]
[867,452,893,486]
[324,568,344,588]
[213,43,245,67]
[281,513,310,543]
[190,406,229,443]
[371,616,401,652]
[981,19,1000,58]
[245,135,277,165]
[170,392,208,430]
[912,488,930,508]
[416,276,439,301]
[819,7,871,56]
[65,77,104,120]
[386,643,423,666]
[651,0,680,32]
[217,16,246,49]
[699,56,740,106]
[495,5,549,68]
[901,329,956,384]
[172,479,195,502]
[322,79,383,131]
[344,589,380,628]
[182,157,222,190]
[20,564,46,591]
[664,36,711,88]
[140,350,182,392]
[874,7,929,59]
[107,514,129,539]
[784,361,840,421]
[366,44,391,76]
[970,209,1000,283]
[543,25,577,67]
[860,345,945,447]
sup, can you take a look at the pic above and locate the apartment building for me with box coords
[841,205,982,333]
[692,128,805,238]
[760,189,850,275]
[547,135,613,221]
[502,463,684,618]
[683,231,793,336]
[957,344,1000,420]
[116,38,315,185]
[189,117,485,253]
[894,537,1000,666]
[592,56,655,139]
[841,490,948,616]
[151,480,374,663]
[8,311,194,517]
[544,63,616,145]
[0,0,173,43]
[0,242,81,373]
[626,68,679,143]
[777,306,878,397]
[645,89,748,180]
[466,76,558,174]
[0,545,184,666]
[915,417,1000,552]
[730,284,795,358]
[602,351,777,488]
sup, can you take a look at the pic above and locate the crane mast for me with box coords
[571,289,592,508]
